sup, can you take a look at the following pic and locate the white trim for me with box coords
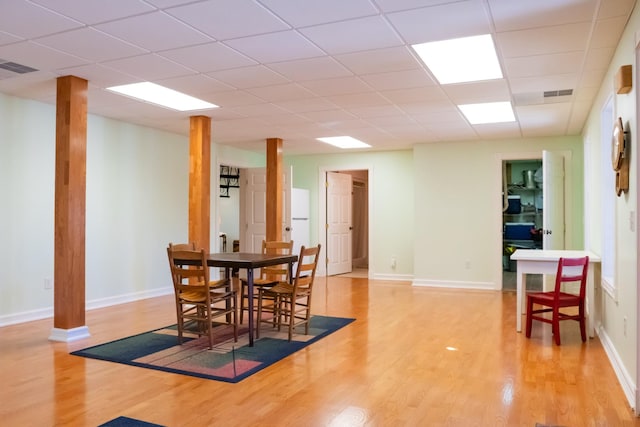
[372,273,414,282]
[598,324,637,410]
[412,279,495,290]
[0,287,173,327]
[49,326,90,342]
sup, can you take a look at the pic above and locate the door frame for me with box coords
[495,150,574,290]
[317,164,373,278]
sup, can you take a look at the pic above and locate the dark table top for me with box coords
[206,252,298,269]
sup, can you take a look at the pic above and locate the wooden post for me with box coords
[189,116,211,252]
[50,75,89,342]
[266,138,283,242]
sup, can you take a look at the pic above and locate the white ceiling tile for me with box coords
[516,103,572,136]
[327,92,391,108]
[504,51,584,78]
[229,103,290,117]
[204,90,265,108]
[300,77,372,96]
[583,47,615,71]
[156,74,234,95]
[597,0,636,19]
[488,0,597,32]
[207,65,290,89]
[268,57,353,81]
[272,97,338,113]
[300,109,357,122]
[0,31,22,46]
[442,80,511,103]
[375,0,460,13]
[334,46,420,75]
[472,122,522,139]
[590,17,631,49]
[387,0,492,44]
[159,43,256,73]
[360,69,435,91]
[258,0,378,27]
[0,1,82,39]
[0,41,88,71]
[35,27,147,62]
[30,0,155,25]
[346,104,406,119]
[509,74,578,94]
[497,23,591,58]
[225,31,325,63]
[57,63,139,88]
[411,110,467,124]
[96,11,212,51]
[246,83,316,102]
[381,86,448,104]
[102,53,195,80]
[165,0,289,40]
[0,70,58,99]
[300,16,404,55]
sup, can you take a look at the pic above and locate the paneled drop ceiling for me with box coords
[0,0,635,154]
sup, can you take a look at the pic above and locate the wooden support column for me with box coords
[266,138,283,242]
[189,116,211,252]
[50,75,90,342]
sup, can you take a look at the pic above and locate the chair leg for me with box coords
[525,297,533,338]
[239,282,246,324]
[552,307,561,346]
[579,303,586,342]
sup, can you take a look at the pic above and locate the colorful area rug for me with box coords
[72,315,354,383]
[99,416,164,427]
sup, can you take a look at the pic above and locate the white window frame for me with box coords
[600,95,616,299]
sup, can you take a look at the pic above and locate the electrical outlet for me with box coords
[465,260,471,269]
[44,278,52,290]
[391,257,396,269]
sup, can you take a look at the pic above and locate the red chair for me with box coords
[525,256,589,345]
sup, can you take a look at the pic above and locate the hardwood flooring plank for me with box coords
[1,276,638,426]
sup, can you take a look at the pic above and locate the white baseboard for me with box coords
[372,273,414,281]
[597,323,637,411]
[0,286,173,327]
[412,279,495,290]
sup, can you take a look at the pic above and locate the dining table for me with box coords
[206,252,298,346]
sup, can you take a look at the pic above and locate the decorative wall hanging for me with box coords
[611,116,629,196]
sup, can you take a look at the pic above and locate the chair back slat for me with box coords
[554,256,589,299]
[260,240,294,282]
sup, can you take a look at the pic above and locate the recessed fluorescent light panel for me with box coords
[107,82,218,111]
[412,34,502,84]
[317,136,371,149]
[458,101,515,124]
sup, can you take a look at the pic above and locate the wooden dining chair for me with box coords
[257,244,321,341]
[239,240,294,325]
[525,256,589,345]
[167,244,238,349]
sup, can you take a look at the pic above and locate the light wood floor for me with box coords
[2,276,639,427]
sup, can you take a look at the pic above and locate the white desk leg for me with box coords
[516,266,524,332]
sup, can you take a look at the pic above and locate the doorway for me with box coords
[502,159,543,292]
[318,166,371,278]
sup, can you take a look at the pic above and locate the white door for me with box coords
[326,171,352,275]
[239,167,291,253]
[542,150,565,249]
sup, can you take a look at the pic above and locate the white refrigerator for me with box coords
[291,188,310,257]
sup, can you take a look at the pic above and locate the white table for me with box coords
[510,249,601,337]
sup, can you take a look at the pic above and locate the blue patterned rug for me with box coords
[99,416,164,426]
[72,315,354,383]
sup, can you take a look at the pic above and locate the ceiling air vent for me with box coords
[543,89,573,98]
[0,59,38,74]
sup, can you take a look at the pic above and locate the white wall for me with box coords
[286,150,414,279]
[582,4,639,402]
[0,92,263,325]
